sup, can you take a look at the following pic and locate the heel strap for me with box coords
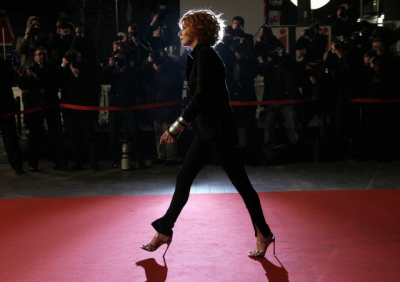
[257,234,275,244]
[155,233,171,241]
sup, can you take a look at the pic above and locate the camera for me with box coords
[112,56,126,68]
[234,38,249,53]
[150,50,167,66]
[153,8,167,30]
[225,25,244,38]
[27,62,45,79]
[303,28,313,37]
[28,62,40,72]
[366,49,381,65]
[76,28,86,35]
[333,36,345,50]
[29,24,41,36]
[64,50,80,68]
[268,47,286,65]
[115,40,124,46]
[153,21,166,30]
[116,31,126,41]
[309,23,321,35]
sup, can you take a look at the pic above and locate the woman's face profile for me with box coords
[178,24,195,48]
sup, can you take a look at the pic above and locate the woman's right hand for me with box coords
[160,131,175,144]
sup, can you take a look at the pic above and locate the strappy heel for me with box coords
[140,233,173,256]
[248,233,275,258]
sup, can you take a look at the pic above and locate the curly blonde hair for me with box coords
[179,9,225,46]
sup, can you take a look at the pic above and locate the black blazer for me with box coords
[182,43,236,140]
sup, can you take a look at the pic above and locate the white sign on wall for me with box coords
[271,27,289,53]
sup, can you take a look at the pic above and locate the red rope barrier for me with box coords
[350,98,400,104]
[3,106,52,117]
[3,98,400,118]
[230,98,313,106]
[59,100,183,111]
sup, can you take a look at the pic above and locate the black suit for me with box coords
[151,44,271,238]
[182,44,236,139]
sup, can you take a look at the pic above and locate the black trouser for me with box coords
[63,109,97,165]
[109,110,144,163]
[25,108,62,168]
[151,134,271,238]
[0,116,23,170]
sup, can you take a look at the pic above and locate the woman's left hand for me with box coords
[160,131,175,144]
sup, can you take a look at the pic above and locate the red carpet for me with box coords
[1,190,400,282]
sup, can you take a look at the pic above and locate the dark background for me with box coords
[2,0,376,64]
[2,0,182,65]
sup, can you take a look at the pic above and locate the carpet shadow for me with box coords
[251,256,289,282]
[136,257,168,282]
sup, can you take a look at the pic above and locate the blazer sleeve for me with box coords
[182,51,222,123]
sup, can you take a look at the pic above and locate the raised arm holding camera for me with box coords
[332,4,356,38]
[295,23,327,68]
[50,18,75,65]
[144,11,176,51]
[127,24,151,66]
[225,16,254,49]
[16,16,49,74]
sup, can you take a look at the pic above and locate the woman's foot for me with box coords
[248,232,275,258]
[140,233,172,256]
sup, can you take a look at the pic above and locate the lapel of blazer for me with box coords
[186,54,194,83]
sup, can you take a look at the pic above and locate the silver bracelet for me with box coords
[168,117,188,138]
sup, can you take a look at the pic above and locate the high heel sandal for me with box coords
[140,233,173,256]
[248,233,275,258]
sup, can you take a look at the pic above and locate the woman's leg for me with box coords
[209,136,271,238]
[151,136,212,236]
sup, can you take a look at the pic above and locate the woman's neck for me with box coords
[190,40,198,50]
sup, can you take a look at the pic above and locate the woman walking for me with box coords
[140,9,275,258]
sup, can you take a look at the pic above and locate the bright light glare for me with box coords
[290,0,330,10]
